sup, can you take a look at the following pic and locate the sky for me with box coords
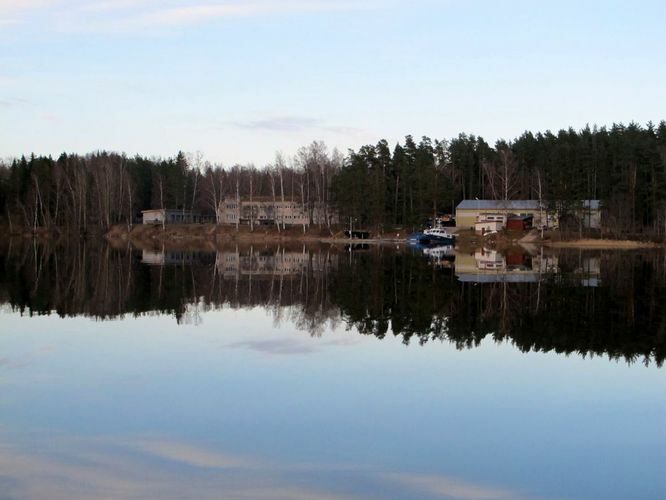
[1,0,665,165]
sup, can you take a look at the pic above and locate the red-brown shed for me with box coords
[506,215,533,231]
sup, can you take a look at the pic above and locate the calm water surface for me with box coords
[0,241,664,499]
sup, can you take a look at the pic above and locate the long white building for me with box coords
[217,197,337,227]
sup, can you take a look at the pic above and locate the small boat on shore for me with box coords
[407,227,456,245]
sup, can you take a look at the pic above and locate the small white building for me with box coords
[474,213,507,234]
[141,209,213,225]
[475,221,503,234]
[579,200,601,229]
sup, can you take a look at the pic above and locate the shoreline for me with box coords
[2,224,664,250]
[542,239,660,249]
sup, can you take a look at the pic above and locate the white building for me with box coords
[217,197,337,227]
[141,209,213,225]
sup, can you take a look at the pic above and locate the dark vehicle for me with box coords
[344,230,370,239]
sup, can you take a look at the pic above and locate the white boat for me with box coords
[407,226,456,245]
[422,227,456,243]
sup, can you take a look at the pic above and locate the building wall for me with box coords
[506,218,532,231]
[142,210,165,224]
[579,210,601,229]
[475,221,504,234]
[217,198,336,226]
[456,208,547,229]
[142,209,214,224]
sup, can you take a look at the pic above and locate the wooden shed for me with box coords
[506,214,533,231]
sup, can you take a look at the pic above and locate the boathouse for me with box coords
[456,200,600,230]
[456,200,545,229]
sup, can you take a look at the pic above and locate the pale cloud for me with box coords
[0,429,525,500]
[0,344,56,369]
[0,98,29,108]
[133,440,254,468]
[234,116,319,132]
[322,336,362,347]
[0,434,351,500]
[41,112,60,122]
[80,0,154,12]
[0,0,59,15]
[385,472,520,500]
[232,116,363,136]
[0,0,385,30]
[228,338,318,355]
[133,1,381,27]
[0,75,18,86]
[0,0,61,23]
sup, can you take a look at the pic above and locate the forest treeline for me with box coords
[1,121,666,235]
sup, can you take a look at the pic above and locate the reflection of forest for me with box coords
[1,240,665,366]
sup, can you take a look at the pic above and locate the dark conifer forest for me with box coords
[2,121,665,236]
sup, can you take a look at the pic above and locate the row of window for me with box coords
[223,204,305,210]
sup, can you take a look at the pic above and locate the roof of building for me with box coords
[457,200,541,210]
[141,209,203,214]
[222,196,301,203]
[456,199,601,210]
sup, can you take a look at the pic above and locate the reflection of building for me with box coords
[455,248,557,283]
[456,200,600,230]
[454,248,601,285]
[141,209,214,225]
[421,245,455,268]
[216,248,337,278]
[141,250,216,266]
[576,256,601,287]
[475,249,506,270]
[217,197,337,227]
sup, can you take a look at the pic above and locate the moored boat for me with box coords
[407,227,456,245]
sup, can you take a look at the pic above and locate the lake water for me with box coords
[0,241,664,499]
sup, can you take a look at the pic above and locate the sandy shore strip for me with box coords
[544,239,661,249]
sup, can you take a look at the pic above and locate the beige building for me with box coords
[456,200,547,230]
[455,200,600,230]
[217,197,337,227]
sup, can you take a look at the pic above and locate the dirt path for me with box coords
[519,229,540,243]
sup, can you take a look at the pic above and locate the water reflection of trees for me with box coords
[1,240,665,366]
[1,241,340,333]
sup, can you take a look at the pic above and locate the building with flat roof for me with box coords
[217,197,337,227]
[141,209,214,225]
[455,200,600,230]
